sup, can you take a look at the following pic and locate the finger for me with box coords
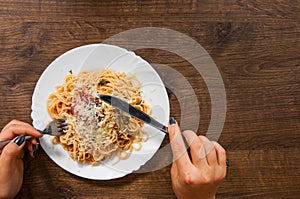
[26,141,38,158]
[0,135,26,166]
[170,163,178,181]
[168,118,192,170]
[199,136,218,166]
[0,122,42,141]
[212,141,227,167]
[182,130,208,167]
[1,119,32,133]
[25,138,39,158]
[29,137,38,145]
[1,120,20,133]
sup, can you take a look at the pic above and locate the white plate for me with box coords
[31,44,169,180]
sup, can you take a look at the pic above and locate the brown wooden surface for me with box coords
[0,0,299,198]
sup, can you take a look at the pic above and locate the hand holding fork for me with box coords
[0,119,66,199]
[0,118,68,149]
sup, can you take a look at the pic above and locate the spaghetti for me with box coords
[47,69,150,165]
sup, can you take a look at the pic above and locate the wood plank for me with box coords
[0,0,298,22]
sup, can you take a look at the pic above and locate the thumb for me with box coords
[168,117,192,170]
[0,135,25,164]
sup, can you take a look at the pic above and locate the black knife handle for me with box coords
[128,104,168,133]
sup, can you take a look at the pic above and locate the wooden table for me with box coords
[0,1,299,198]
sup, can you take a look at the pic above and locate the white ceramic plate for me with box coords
[31,44,169,180]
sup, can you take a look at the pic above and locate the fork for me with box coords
[0,118,68,149]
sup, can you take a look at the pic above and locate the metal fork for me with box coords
[0,118,68,149]
[36,118,68,136]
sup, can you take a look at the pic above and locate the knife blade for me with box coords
[98,94,168,133]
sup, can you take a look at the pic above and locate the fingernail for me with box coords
[169,117,176,125]
[32,145,37,158]
[226,159,230,168]
[14,135,25,146]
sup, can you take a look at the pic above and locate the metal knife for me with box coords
[98,94,230,168]
[98,94,168,133]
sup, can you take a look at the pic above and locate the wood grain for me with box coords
[0,0,299,198]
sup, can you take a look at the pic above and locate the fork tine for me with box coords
[61,121,68,126]
[57,122,68,128]
[56,118,68,133]
[59,118,66,121]
[56,118,66,124]
[60,125,69,130]
[36,118,68,136]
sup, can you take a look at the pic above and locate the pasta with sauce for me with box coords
[46,69,151,165]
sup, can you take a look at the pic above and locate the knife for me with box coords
[99,94,230,168]
[98,94,168,133]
